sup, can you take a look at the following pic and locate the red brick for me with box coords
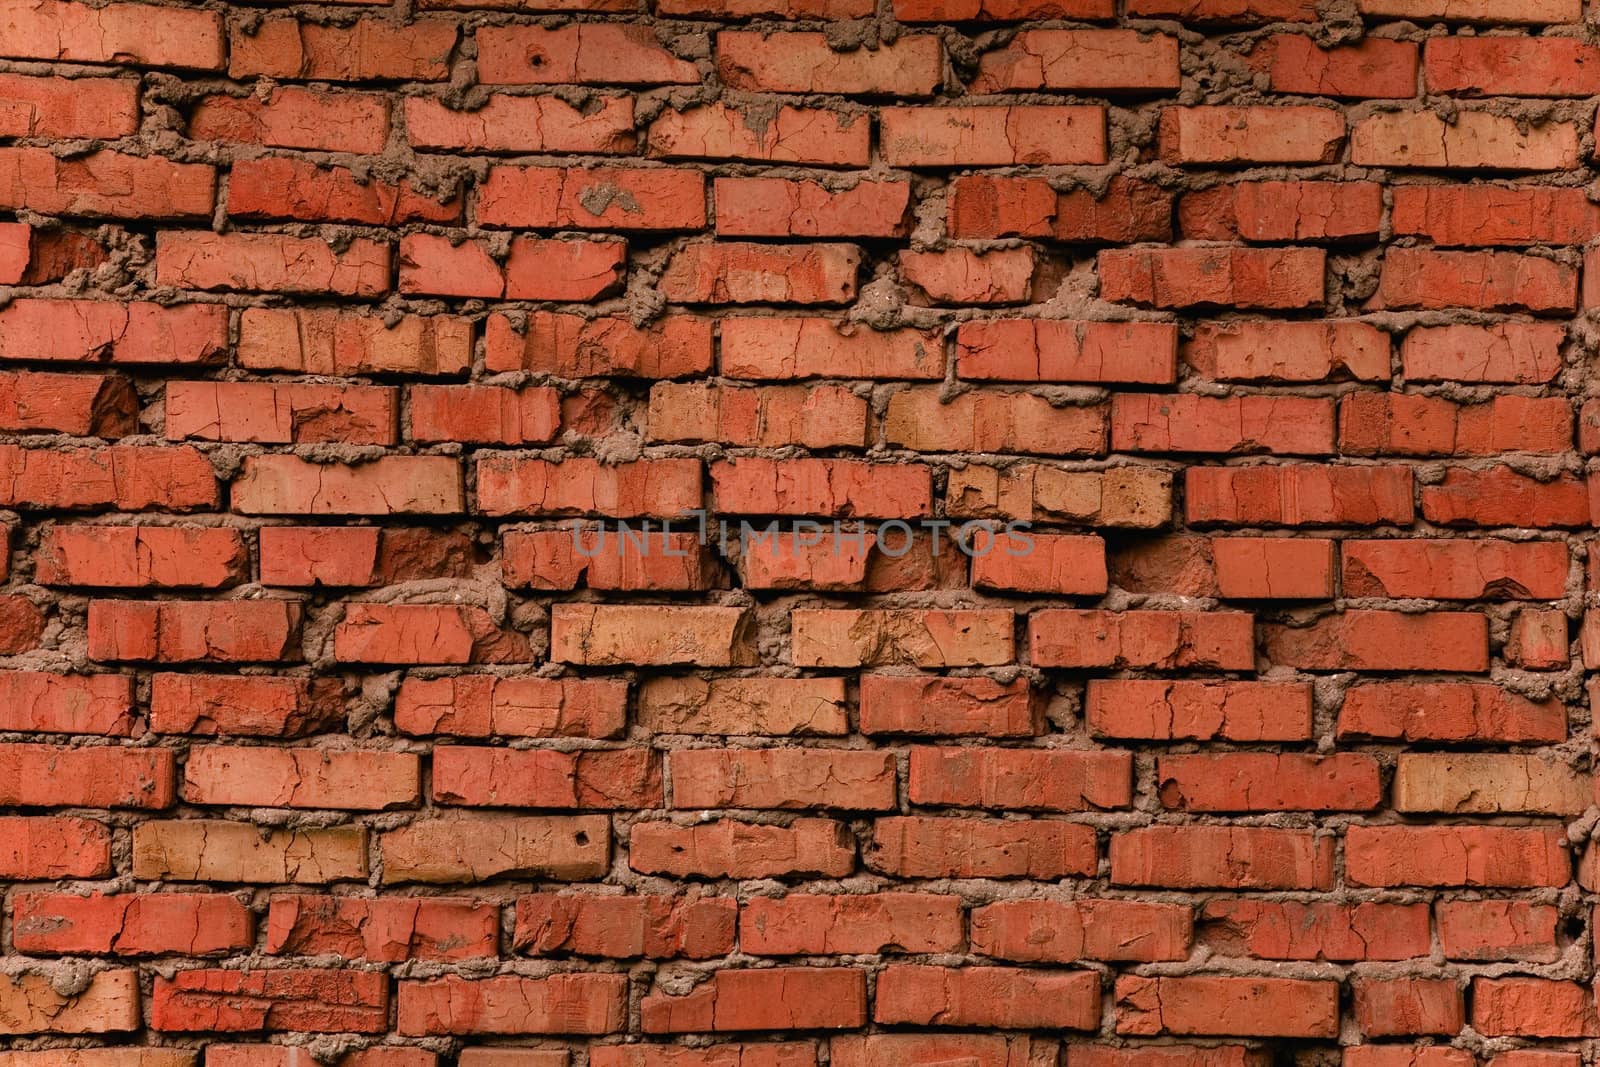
[229,17,457,80]
[155,231,390,295]
[1346,825,1570,887]
[1181,180,1383,241]
[0,744,171,808]
[1159,106,1343,164]
[1113,825,1337,895]
[1158,752,1379,812]
[649,382,867,448]
[792,608,1011,666]
[1401,323,1564,383]
[233,455,462,515]
[1112,394,1334,454]
[259,528,469,589]
[661,242,860,305]
[1342,538,1569,599]
[184,745,420,810]
[970,532,1107,594]
[1436,900,1560,961]
[1472,978,1600,1037]
[434,746,660,809]
[0,595,44,654]
[1340,393,1573,455]
[0,0,221,67]
[1113,826,1333,889]
[910,746,1130,811]
[1052,177,1175,243]
[741,892,961,955]
[1187,320,1389,382]
[0,300,227,366]
[38,527,245,589]
[956,320,1177,383]
[1186,464,1412,525]
[637,676,847,736]
[133,821,368,883]
[553,604,753,666]
[1393,183,1600,246]
[229,157,461,224]
[1069,1048,1269,1067]
[1131,0,1315,17]
[13,892,251,955]
[398,974,625,1035]
[1360,0,1576,18]
[718,32,940,95]
[478,165,705,230]
[1395,752,1586,814]
[0,671,135,736]
[859,675,1040,737]
[151,970,389,1033]
[477,456,699,517]
[0,816,112,877]
[0,73,139,138]
[408,384,560,445]
[881,106,1105,166]
[630,818,855,878]
[594,1047,818,1067]
[502,528,715,592]
[875,966,1099,1030]
[887,388,1105,455]
[971,899,1191,962]
[1339,681,1565,742]
[396,675,626,739]
[643,968,866,1033]
[1030,609,1254,670]
[1422,465,1588,527]
[1371,248,1576,313]
[88,599,300,663]
[867,816,1097,878]
[266,895,497,961]
[1427,36,1600,96]
[167,381,396,445]
[1353,110,1579,170]
[722,317,941,379]
[648,103,869,165]
[1199,900,1429,961]
[514,893,734,958]
[238,308,472,375]
[478,24,699,85]
[1115,976,1337,1037]
[715,176,911,237]
[151,675,344,738]
[897,0,1109,15]
[0,968,138,1033]
[379,815,608,884]
[1100,247,1325,309]
[484,311,712,378]
[1263,35,1418,97]
[971,30,1179,91]
[901,247,1039,304]
[1507,606,1569,669]
[334,604,526,665]
[0,148,213,219]
[189,87,390,153]
[1086,679,1312,741]
[0,371,135,436]
[1265,609,1487,671]
[405,94,636,154]
[712,458,929,517]
[671,748,894,809]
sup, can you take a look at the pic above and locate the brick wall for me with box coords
[0,0,1594,1060]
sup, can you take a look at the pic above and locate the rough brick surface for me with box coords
[0,0,1590,1059]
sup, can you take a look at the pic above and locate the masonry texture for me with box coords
[0,0,1598,1061]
